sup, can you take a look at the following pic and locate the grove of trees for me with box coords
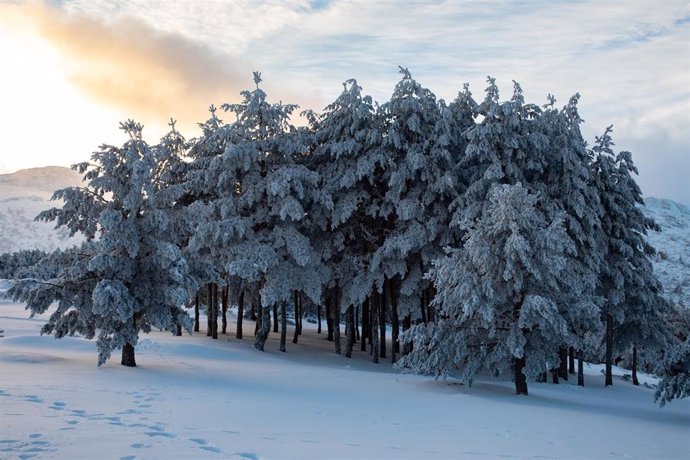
[6,69,688,403]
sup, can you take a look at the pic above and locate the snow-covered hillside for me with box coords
[645,197,690,310]
[0,166,83,253]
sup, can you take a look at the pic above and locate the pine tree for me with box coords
[193,72,329,351]
[591,127,670,386]
[538,94,605,377]
[308,79,387,355]
[0,250,49,279]
[398,79,601,394]
[655,337,690,406]
[399,183,579,395]
[374,68,467,342]
[9,121,195,366]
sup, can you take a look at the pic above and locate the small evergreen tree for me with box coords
[655,337,690,406]
[9,121,195,366]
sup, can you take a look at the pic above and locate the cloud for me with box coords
[2,0,688,203]
[0,2,260,133]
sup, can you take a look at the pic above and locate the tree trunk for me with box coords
[420,289,427,324]
[280,301,287,352]
[273,304,279,333]
[559,346,568,380]
[254,299,260,336]
[207,284,213,337]
[360,298,368,352]
[121,342,136,367]
[515,356,528,395]
[390,277,399,363]
[254,305,271,351]
[355,305,360,342]
[569,346,575,375]
[632,346,639,386]
[293,291,300,344]
[221,286,228,335]
[379,280,387,359]
[122,316,137,367]
[605,314,613,387]
[212,283,219,340]
[577,349,584,387]
[296,292,304,335]
[194,293,200,332]
[426,285,435,323]
[333,286,341,355]
[552,369,559,384]
[326,296,334,342]
[236,290,244,340]
[371,288,379,363]
[317,304,322,334]
[402,315,412,355]
[345,305,355,358]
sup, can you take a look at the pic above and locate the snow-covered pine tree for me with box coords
[399,183,578,395]
[374,69,472,361]
[398,79,599,394]
[0,250,49,279]
[308,78,387,357]
[537,94,604,382]
[9,121,195,366]
[655,336,690,405]
[194,72,330,351]
[591,127,671,385]
[183,105,242,339]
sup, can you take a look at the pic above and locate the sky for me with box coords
[0,0,688,204]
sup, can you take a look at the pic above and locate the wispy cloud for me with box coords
[3,0,689,203]
[0,1,261,132]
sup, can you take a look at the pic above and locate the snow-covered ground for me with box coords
[1,298,688,460]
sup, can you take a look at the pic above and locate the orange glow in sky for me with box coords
[0,8,129,173]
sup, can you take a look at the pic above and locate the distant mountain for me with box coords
[0,166,83,253]
[644,197,690,310]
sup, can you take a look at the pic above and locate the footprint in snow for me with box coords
[235,453,260,460]
[24,395,42,403]
[145,431,176,439]
[49,402,66,410]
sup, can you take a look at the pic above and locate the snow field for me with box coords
[1,302,689,460]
